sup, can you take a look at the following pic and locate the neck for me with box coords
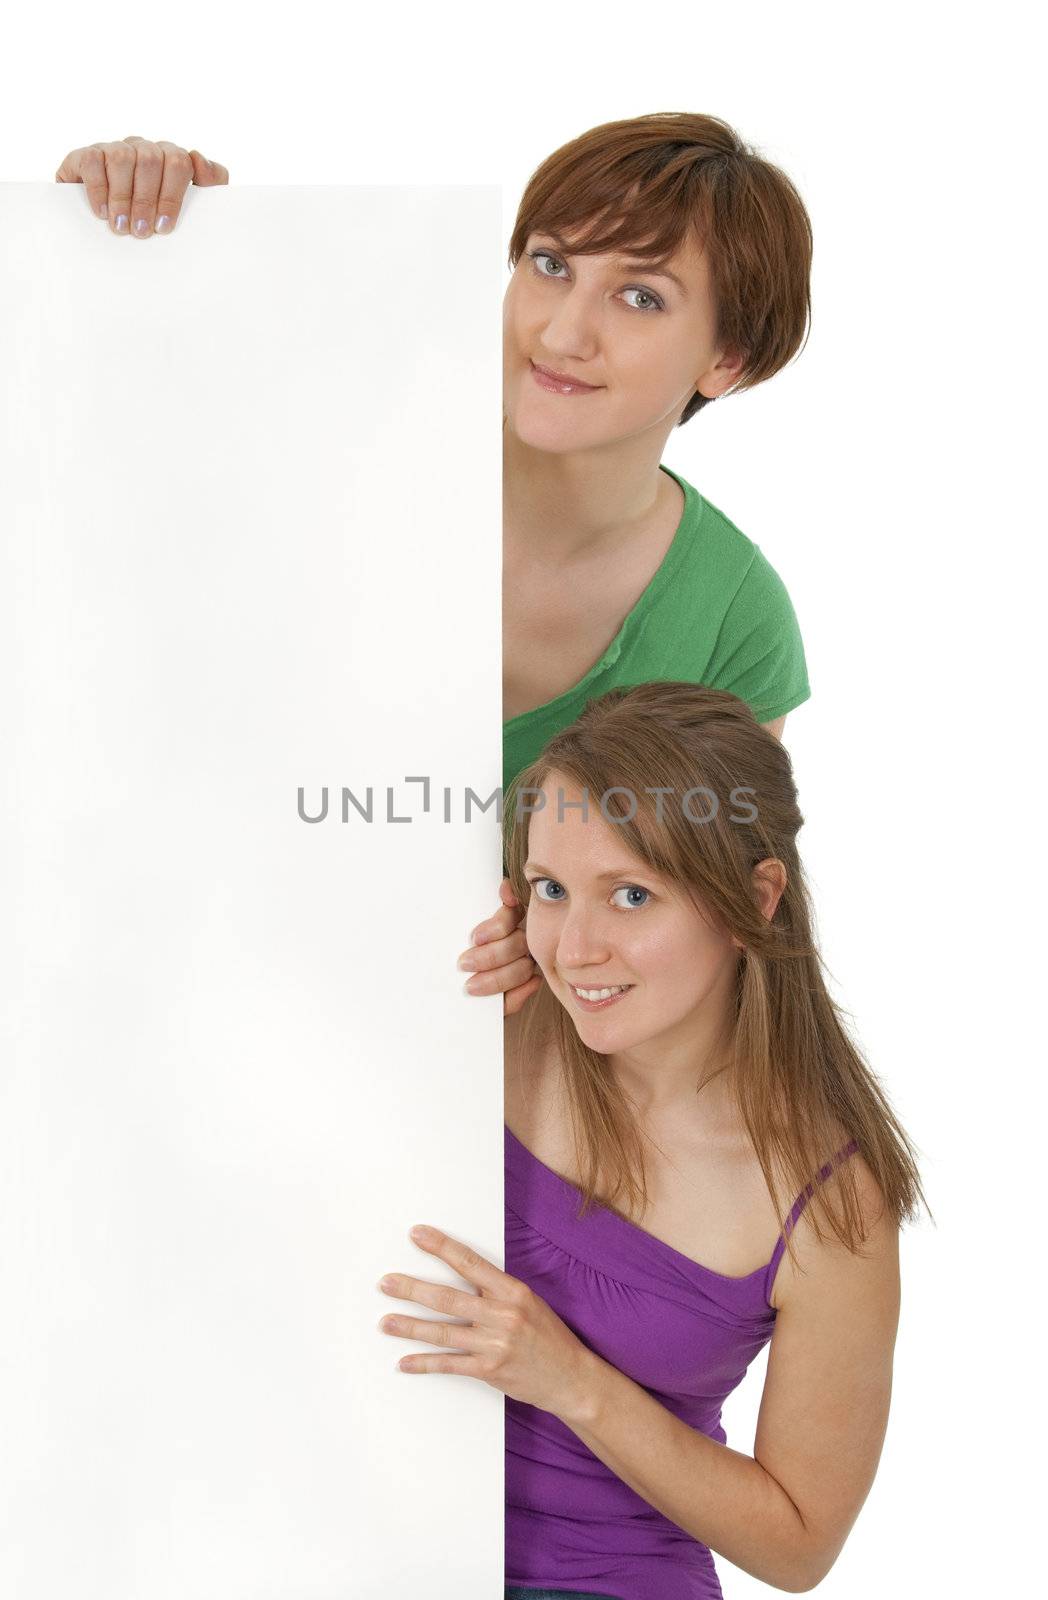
[608,999,737,1130]
[502,419,680,562]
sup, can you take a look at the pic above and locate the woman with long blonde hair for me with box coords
[379,683,926,1598]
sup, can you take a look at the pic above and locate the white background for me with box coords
[1,3,1043,1596]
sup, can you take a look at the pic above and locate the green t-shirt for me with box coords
[503,464,810,793]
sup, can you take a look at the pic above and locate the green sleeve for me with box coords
[706,548,811,724]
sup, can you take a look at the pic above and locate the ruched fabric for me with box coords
[503,1123,859,1600]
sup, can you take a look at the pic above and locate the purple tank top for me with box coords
[504,1123,860,1600]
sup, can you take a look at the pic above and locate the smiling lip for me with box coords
[567,982,634,1012]
[530,360,601,395]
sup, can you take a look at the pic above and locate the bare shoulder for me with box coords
[771,1151,900,1316]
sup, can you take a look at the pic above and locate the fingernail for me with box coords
[115,214,128,234]
[133,218,150,237]
[457,954,477,972]
[463,976,482,995]
[379,1276,397,1292]
[156,215,172,234]
[97,202,108,220]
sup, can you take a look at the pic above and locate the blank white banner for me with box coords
[0,184,504,1598]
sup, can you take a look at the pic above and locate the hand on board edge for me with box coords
[55,135,228,237]
[457,877,542,1017]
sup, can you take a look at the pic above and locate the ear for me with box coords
[695,344,748,401]
[751,858,787,922]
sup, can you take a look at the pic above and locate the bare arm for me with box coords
[553,1158,900,1592]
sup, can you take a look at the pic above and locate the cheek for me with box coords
[503,277,538,339]
[654,330,703,390]
[502,308,522,362]
[604,331,697,416]
[628,916,725,996]
[525,909,555,973]
[625,920,683,979]
[502,301,543,397]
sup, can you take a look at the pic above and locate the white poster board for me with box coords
[0,184,504,1598]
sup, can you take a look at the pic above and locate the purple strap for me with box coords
[764,1138,861,1304]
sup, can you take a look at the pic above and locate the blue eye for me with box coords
[612,885,650,909]
[531,878,567,902]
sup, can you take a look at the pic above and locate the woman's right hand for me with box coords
[457,879,542,1017]
[55,136,228,237]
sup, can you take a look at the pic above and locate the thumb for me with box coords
[499,876,520,909]
[189,149,229,187]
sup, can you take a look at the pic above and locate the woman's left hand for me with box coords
[378,1224,599,1421]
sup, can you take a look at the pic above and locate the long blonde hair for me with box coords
[503,683,928,1260]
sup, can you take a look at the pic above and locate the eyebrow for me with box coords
[525,862,658,884]
[536,231,688,298]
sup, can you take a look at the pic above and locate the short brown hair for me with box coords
[508,112,813,425]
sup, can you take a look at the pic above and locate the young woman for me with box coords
[480,113,815,1011]
[380,682,926,1599]
[53,116,817,1017]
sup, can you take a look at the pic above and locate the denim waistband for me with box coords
[504,1589,618,1600]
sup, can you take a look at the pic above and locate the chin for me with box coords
[507,406,590,455]
[572,1010,643,1048]
[514,410,633,460]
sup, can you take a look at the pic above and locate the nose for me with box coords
[540,282,602,364]
[556,902,612,975]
